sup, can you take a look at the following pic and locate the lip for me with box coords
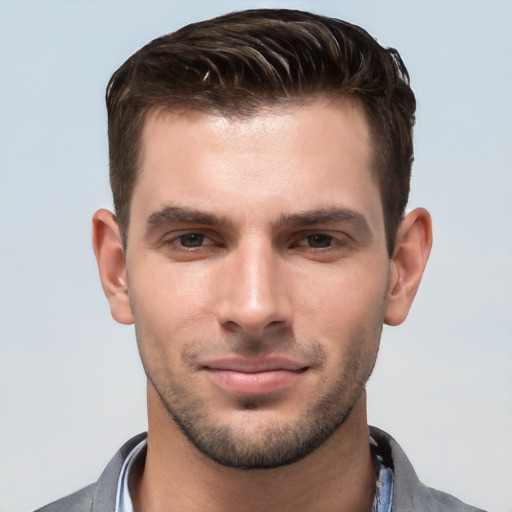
[202,357,309,395]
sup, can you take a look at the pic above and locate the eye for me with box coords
[306,234,334,248]
[178,233,206,248]
[159,230,224,261]
[289,231,351,256]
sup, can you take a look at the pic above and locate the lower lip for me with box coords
[205,368,306,395]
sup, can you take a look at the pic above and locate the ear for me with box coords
[384,208,433,326]
[92,209,134,325]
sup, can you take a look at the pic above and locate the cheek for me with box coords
[292,265,388,373]
[297,261,390,324]
[128,263,215,347]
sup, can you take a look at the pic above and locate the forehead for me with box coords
[133,101,382,230]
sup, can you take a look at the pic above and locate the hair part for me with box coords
[106,9,416,255]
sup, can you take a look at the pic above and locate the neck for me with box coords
[134,386,376,512]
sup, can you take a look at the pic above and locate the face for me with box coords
[124,101,393,468]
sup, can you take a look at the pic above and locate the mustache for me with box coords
[182,332,327,366]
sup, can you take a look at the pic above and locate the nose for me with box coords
[215,239,292,337]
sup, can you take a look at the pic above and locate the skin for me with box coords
[93,100,432,512]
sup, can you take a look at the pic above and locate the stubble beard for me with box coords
[139,331,380,470]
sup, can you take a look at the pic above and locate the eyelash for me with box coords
[177,233,207,248]
[294,233,337,249]
[162,231,349,252]
[162,232,218,250]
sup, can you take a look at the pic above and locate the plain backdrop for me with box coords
[1,1,511,511]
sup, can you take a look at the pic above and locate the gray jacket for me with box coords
[34,427,486,512]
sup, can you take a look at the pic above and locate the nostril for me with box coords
[222,320,240,333]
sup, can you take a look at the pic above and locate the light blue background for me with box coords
[1,1,511,511]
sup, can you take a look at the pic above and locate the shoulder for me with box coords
[33,484,96,512]
[32,433,147,512]
[426,486,486,512]
[369,426,487,512]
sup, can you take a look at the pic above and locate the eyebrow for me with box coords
[277,207,370,229]
[146,205,371,233]
[147,206,232,230]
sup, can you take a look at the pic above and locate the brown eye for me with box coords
[307,234,334,248]
[178,233,205,247]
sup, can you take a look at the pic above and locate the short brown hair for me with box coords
[106,8,416,255]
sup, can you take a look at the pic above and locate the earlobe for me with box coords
[384,208,433,326]
[92,209,134,325]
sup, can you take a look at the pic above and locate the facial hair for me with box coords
[138,329,380,470]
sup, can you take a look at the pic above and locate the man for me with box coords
[35,8,485,512]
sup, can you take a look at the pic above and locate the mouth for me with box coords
[201,357,309,395]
